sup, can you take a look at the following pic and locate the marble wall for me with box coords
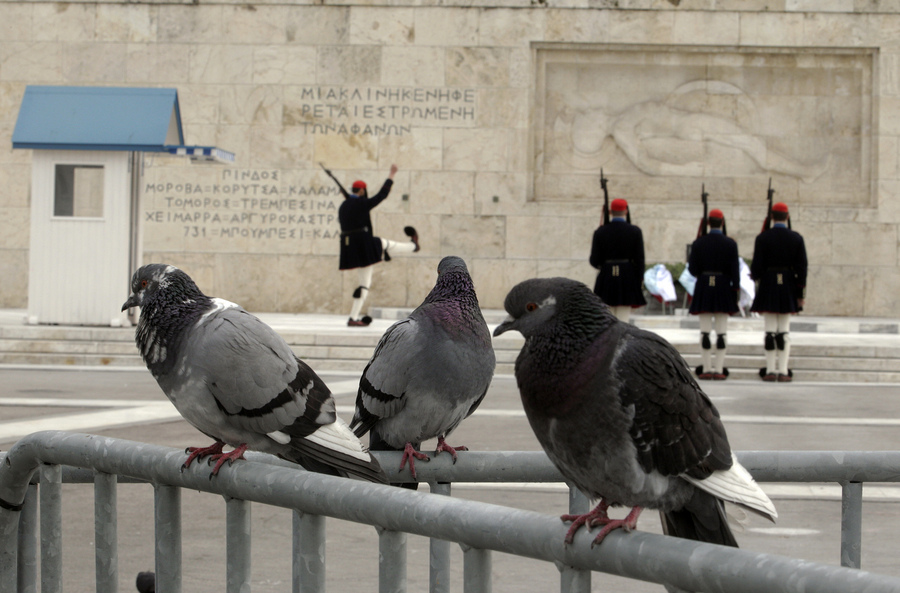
[2,1,900,317]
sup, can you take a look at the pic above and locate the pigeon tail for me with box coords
[682,454,778,522]
[282,419,389,484]
[660,489,738,547]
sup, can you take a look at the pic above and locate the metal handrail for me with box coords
[2,432,900,593]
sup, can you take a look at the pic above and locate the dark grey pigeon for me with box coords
[350,256,496,482]
[493,277,776,547]
[122,264,387,483]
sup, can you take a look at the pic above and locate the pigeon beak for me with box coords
[122,293,140,312]
[493,317,516,337]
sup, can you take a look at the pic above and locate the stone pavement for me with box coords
[3,308,900,592]
[4,305,899,354]
[4,368,900,592]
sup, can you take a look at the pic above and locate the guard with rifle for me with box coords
[749,182,807,382]
[687,185,740,380]
[322,163,420,327]
[589,172,646,323]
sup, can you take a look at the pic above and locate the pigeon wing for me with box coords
[614,327,733,481]
[186,307,333,437]
[351,317,417,437]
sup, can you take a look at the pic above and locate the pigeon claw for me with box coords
[434,437,467,464]
[207,444,250,478]
[182,441,226,471]
[399,442,430,480]
[560,499,613,545]
[589,506,643,548]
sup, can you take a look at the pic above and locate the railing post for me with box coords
[428,482,451,593]
[461,544,491,593]
[376,527,406,593]
[40,464,62,593]
[559,485,591,593]
[0,507,18,593]
[17,483,38,593]
[94,472,118,593]
[840,481,863,569]
[293,510,325,593]
[154,484,182,593]
[226,497,251,593]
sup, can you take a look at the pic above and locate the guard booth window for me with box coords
[54,164,104,218]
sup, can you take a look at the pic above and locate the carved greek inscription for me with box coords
[287,86,477,136]
[144,169,340,242]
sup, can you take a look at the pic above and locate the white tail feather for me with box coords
[305,417,372,463]
[683,454,778,521]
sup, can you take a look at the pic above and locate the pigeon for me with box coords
[350,256,496,482]
[122,264,388,484]
[493,277,776,547]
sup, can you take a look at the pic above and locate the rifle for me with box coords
[319,162,349,196]
[600,168,609,226]
[761,177,774,232]
[697,183,708,238]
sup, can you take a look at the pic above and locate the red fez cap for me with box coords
[352,180,367,191]
[772,202,789,213]
[610,198,628,212]
[709,208,724,219]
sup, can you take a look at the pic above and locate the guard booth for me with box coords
[12,86,234,326]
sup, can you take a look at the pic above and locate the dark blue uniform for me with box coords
[750,225,807,313]
[338,179,393,270]
[688,231,740,315]
[589,220,647,307]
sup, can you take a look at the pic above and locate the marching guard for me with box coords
[589,196,647,323]
[750,200,808,382]
[323,163,420,327]
[688,204,740,380]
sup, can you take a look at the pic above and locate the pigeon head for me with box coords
[122,264,195,311]
[423,256,479,305]
[493,277,610,340]
[124,264,211,373]
[437,255,468,276]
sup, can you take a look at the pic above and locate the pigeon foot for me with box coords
[561,499,611,545]
[181,441,226,472]
[399,442,430,480]
[207,443,250,477]
[434,437,467,464]
[589,506,643,548]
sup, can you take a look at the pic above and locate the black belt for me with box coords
[340,226,370,237]
[604,259,630,264]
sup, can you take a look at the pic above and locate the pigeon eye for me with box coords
[140,280,149,289]
[525,302,538,312]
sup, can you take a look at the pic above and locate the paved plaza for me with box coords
[3,357,900,592]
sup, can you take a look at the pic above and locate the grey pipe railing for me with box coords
[3,432,900,593]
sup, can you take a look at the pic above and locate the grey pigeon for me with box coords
[493,277,776,547]
[122,264,387,483]
[350,256,496,481]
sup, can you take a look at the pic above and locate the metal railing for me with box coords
[2,431,900,593]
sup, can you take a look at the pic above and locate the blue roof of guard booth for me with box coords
[12,86,185,152]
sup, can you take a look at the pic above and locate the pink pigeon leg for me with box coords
[181,441,225,471]
[589,506,644,548]
[208,443,250,477]
[561,499,611,545]
[434,437,468,464]
[399,442,430,480]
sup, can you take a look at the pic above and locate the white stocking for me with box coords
[349,266,374,320]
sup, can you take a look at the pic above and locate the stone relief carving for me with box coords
[568,80,830,184]
[534,46,874,204]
